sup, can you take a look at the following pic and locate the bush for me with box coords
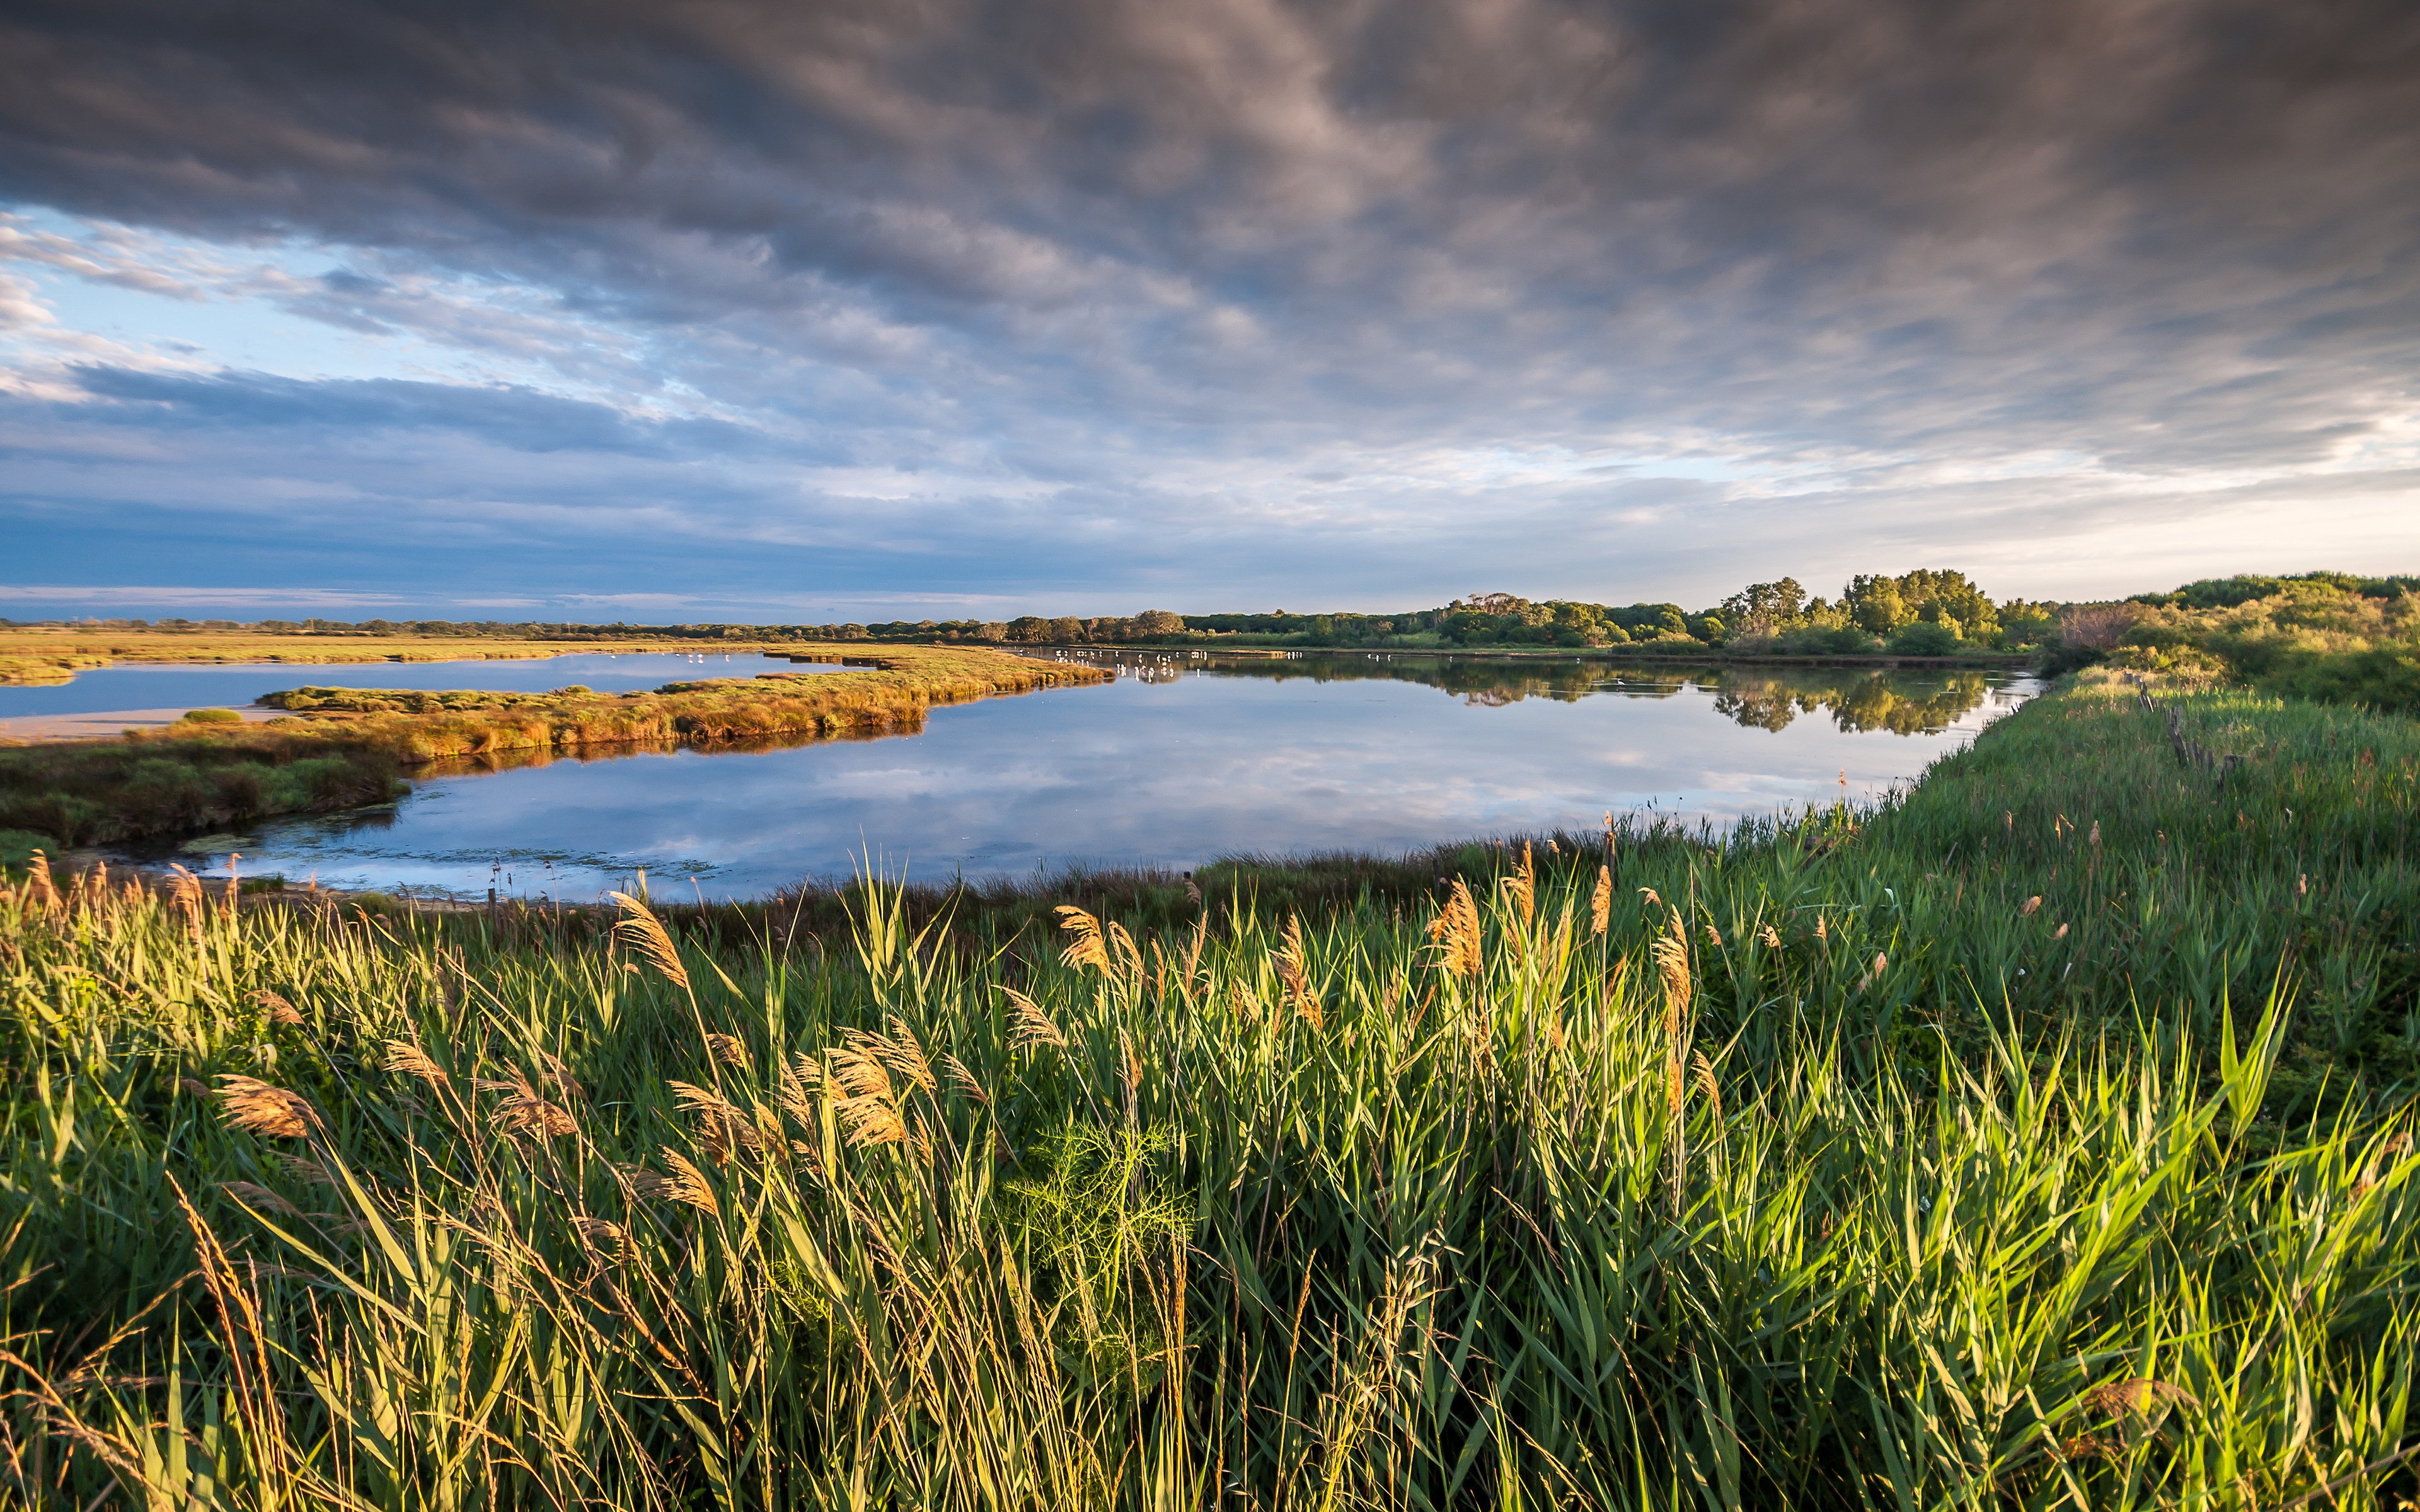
[0,828,57,868]
[178,707,243,724]
[1778,625,1881,656]
[1886,621,1962,657]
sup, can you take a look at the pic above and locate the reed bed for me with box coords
[260,647,1109,762]
[2,669,2417,1508]
[0,647,1109,848]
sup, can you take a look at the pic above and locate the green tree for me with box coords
[1844,575,1909,634]
[1719,579,1807,640]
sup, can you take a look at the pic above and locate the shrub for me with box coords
[0,828,56,868]
[178,707,244,724]
[1886,621,1962,657]
[1778,625,1881,656]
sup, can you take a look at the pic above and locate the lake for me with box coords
[127,652,2034,900]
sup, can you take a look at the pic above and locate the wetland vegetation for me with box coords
[3,574,2417,1507]
[4,667,2419,1507]
[0,647,1107,850]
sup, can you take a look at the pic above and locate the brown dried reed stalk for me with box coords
[1426,879,1484,980]
[274,1152,332,1186]
[1591,865,1612,936]
[1109,918,1144,976]
[25,849,58,915]
[252,989,304,1026]
[1005,987,1068,1051]
[1853,952,1888,994]
[1120,1028,1144,1119]
[1503,844,1536,929]
[608,891,690,992]
[942,1053,993,1108]
[649,1152,721,1217]
[777,1051,824,1127]
[214,1075,320,1140]
[1274,914,1320,1026]
[385,1040,449,1089]
[827,1041,908,1148]
[2080,1378,2196,1417]
[220,1181,302,1218]
[1652,915,1692,1218]
[481,1075,578,1138]
[669,1080,763,1159]
[574,1217,627,1257]
[167,864,205,942]
[1056,905,1112,973]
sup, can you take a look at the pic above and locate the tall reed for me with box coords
[3,668,2417,1508]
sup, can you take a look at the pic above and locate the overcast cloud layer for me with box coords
[2,0,2416,618]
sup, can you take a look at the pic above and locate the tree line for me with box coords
[7,572,2070,655]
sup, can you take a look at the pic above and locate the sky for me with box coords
[1,0,2416,622]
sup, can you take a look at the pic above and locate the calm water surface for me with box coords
[0,651,822,718]
[147,655,2034,900]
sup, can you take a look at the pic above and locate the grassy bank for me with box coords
[2078,574,2420,716]
[0,647,1109,849]
[4,669,2417,1508]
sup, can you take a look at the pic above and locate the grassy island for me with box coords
[0,646,1109,850]
[4,667,2418,1507]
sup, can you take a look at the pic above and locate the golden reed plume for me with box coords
[384,1040,449,1089]
[608,891,691,992]
[214,1076,320,1140]
[1003,987,1068,1051]
[1426,880,1484,980]
[1056,905,1112,973]
[1274,914,1320,1026]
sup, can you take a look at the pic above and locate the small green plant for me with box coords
[178,706,244,723]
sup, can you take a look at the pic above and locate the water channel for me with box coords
[59,650,2034,900]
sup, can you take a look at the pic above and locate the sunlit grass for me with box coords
[3,668,2417,1507]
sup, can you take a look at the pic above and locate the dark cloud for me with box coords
[1,0,2416,614]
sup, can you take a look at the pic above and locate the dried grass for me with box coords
[213,1076,318,1140]
[608,891,690,992]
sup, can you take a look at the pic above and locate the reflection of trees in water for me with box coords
[1013,650,2007,732]
[1710,671,1993,735]
[1174,655,1993,731]
[1184,655,1687,706]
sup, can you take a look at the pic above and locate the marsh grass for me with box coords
[2,668,2418,1508]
